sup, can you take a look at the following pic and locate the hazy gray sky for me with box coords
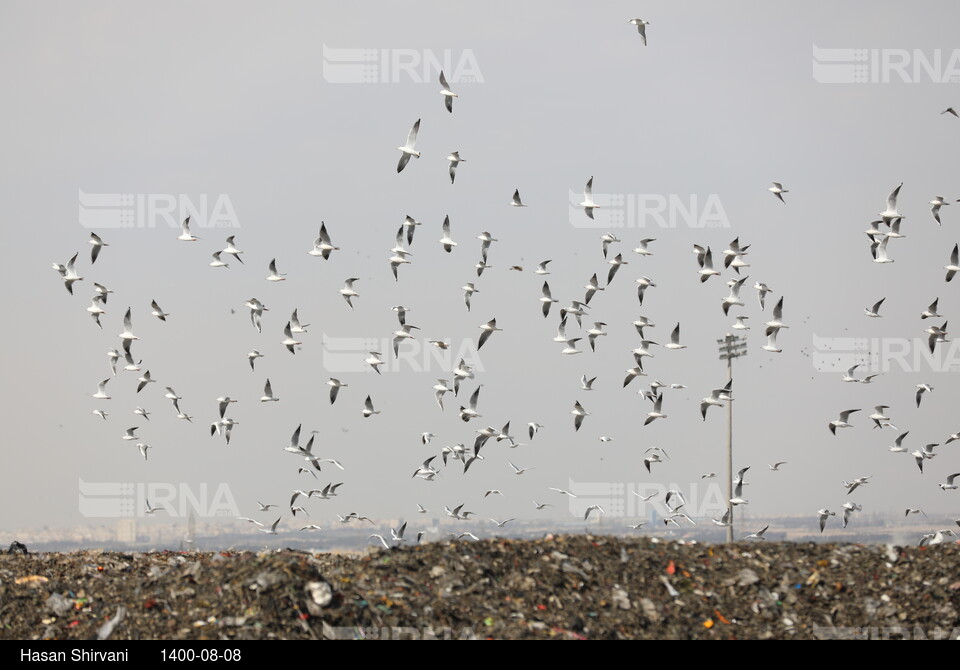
[2,1,959,533]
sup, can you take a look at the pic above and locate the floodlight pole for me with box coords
[717,333,747,544]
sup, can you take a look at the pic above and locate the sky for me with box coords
[1,1,959,535]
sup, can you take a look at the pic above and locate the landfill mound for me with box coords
[2,536,959,640]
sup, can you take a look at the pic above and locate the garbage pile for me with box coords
[1,536,958,639]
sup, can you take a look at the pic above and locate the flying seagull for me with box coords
[339,278,360,308]
[879,183,904,224]
[260,379,279,403]
[266,258,286,281]
[864,297,886,318]
[363,395,380,418]
[447,151,465,184]
[945,243,959,282]
[579,176,600,219]
[478,319,502,349]
[768,182,788,203]
[571,401,589,431]
[87,296,106,328]
[327,378,347,405]
[396,119,421,173]
[209,251,230,268]
[509,189,527,207]
[281,321,302,354]
[88,233,108,264]
[438,71,458,113]
[921,298,941,320]
[150,299,169,322]
[177,216,199,241]
[628,18,650,45]
[829,409,860,435]
[439,215,457,252]
[309,222,339,259]
[222,235,244,264]
[930,196,949,225]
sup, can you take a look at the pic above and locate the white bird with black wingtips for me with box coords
[628,18,650,45]
[309,222,339,259]
[438,71,457,112]
[768,182,788,203]
[459,386,482,422]
[817,509,836,533]
[209,251,230,268]
[266,258,286,281]
[92,379,111,400]
[938,473,960,491]
[447,151,465,184]
[222,235,244,264]
[327,378,347,405]
[396,119,421,173]
[865,297,886,318]
[281,322,302,354]
[634,238,655,256]
[879,183,904,224]
[339,278,359,308]
[439,215,457,252]
[829,409,860,435]
[580,177,600,220]
[945,243,960,282]
[177,216,199,242]
[260,379,278,403]
[664,323,686,350]
[363,395,380,418]
[931,196,949,225]
[571,401,589,431]
[587,322,607,351]
[88,233,108,264]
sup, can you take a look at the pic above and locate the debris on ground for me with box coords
[1,536,957,639]
[7,541,28,555]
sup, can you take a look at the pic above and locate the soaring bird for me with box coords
[628,18,650,45]
[396,119,421,172]
[580,177,600,219]
[768,182,788,203]
[438,71,458,113]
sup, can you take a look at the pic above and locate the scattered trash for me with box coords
[304,580,333,615]
[610,585,631,611]
[0,538,957,639]
[7,541,28,555]
[660,576,680,598]
[14,575,48,587]
[96,606,126,640]
[45,593,73,617]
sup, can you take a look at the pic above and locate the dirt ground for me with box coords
[2,536,958,640]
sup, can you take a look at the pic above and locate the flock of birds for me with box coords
[50,20,960,549]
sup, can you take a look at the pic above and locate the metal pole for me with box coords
[717,333,745,545]
[726,354,734,544]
